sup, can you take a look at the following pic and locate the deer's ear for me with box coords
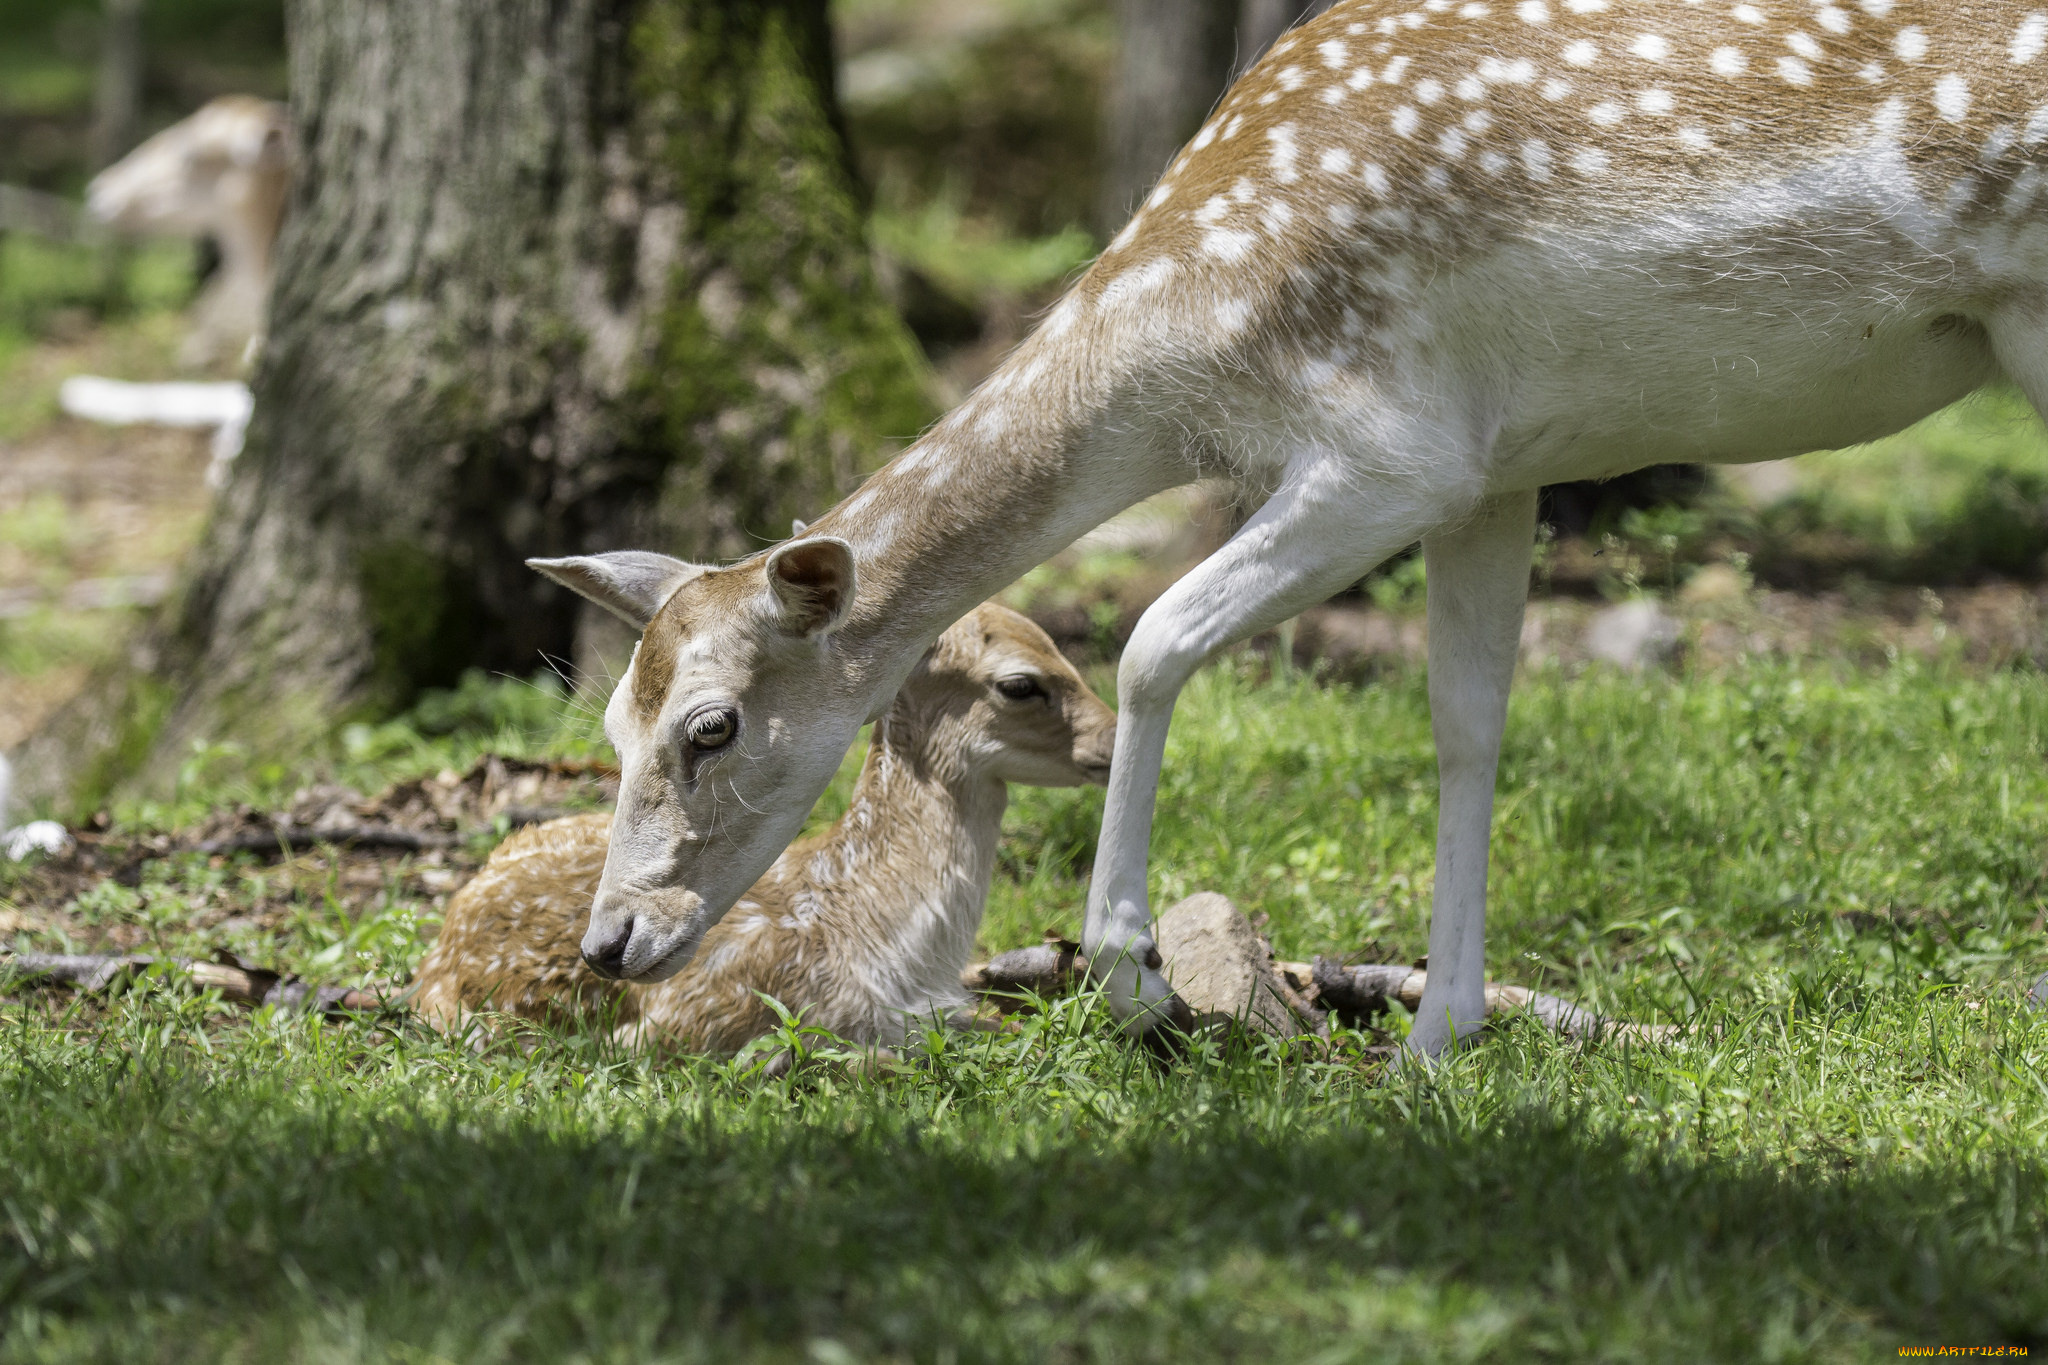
[527,552,703,631]
[765,536,856,637]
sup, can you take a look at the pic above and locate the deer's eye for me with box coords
[685,705,738,751]
[995,675,1044,702]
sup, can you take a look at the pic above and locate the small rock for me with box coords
[1155,892,1307,1037]
[1584,599,1679,671]
[2,821,73,862]
[1681,563,1748,605]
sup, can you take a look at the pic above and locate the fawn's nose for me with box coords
[582,919,635,979]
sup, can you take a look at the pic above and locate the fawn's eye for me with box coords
[684,705,738,751]
[995,675,1044,701]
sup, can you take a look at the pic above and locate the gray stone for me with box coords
[1155,892,1307,1037]
[1584,598,1680,671]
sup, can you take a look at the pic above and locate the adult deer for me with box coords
[536,0,2042,1056]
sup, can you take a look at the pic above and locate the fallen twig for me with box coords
[2,952,392,1015]
[1295,957,1674,1043]
[958,939,1668,1042]
[189,825,461,856]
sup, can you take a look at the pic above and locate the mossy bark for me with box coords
[13,0,933,815]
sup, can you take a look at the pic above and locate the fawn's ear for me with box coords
[790,518,808,537]
[764,536,856,637]
[527,552,704,631]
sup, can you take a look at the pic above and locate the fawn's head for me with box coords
[891,602,1115,793]
[534,539,911,980]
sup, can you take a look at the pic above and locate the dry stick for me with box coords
[2,952,390,1015]
[10,944,1664,1041]
[961,943,1671,1042]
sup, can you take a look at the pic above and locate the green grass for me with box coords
[6,654,2048,1359]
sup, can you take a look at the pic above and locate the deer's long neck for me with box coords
[796,708,1009,988]
[811,309,1188,682]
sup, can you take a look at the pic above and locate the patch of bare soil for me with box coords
[0,755,615,958]
[0,417,215,750]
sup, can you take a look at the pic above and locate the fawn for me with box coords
[531,0,2048,1056]
[411,603,1114,1052]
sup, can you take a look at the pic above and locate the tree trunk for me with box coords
[1095,0,1238,237]
[14,0,932,815]
[91,0,144,170]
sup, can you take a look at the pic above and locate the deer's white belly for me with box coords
[1381,147,2023,488]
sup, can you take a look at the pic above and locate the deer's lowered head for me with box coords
[531,539,894,981]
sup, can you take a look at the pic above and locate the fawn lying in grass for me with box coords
[412,603,1114,1052]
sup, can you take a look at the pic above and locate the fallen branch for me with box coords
[189,825,461,856]
[1295,957,1674,1043]
[958,940,1668,1042]
[2,952,391,1015]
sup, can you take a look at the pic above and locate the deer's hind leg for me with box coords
[1086,449,1458,1030]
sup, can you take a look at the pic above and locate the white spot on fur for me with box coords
[1215,299,1251,334]
[1320,39,1349,68]
[1456,75,1486,100]
[1563,39,1598,66]
[1202,228,1256,261]
[1196,194,1228,224]
[1857,0,1892,13]
[1677,126,1713,151]
[1588,101,1624,126]
[1415,78,1445,103]
[1361,162,1392,196]
[1637,88,1675,114]
[1460,2,1489,15]
[1710,46,1747,75]
[1383,55,1413,82]
[1521,138,1554,180]
[1816,6,1852,33]
[1099,257,1179,310]
[1893,26,1927,62]
[1517,0,1549,21]
[1479,147,1510,174]
[1787,32,1822,60]
[2014,13,2048,64]
[1777,56,1813,85]
[1630,33,1670,61]
[1278,66,1305,91]
[1464,108,1493,132]
[1348,65,1377,91]
[1438,127,1469,158]
[1871,96,1909,139]
[1542,77,1573,100]
[1934,73,1971,122]
[1268,124,1301,183]
[1327,201,1358,228]
[1732,4,1764,23]
[1563,0,1607,10]
[2026,106,2048,144]
[1191,124,1218,152]
[1571,145,1610,176]
[1320,146,1354,174]
[1857,61,1884,82]
[1392,105,1421,136]
[1423,164,1452,192]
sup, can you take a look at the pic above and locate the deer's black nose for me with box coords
[583,921,634,979]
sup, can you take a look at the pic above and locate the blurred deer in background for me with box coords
[534,0,2048,1059]
[86,95,289,368]
[412,602,1115,1054]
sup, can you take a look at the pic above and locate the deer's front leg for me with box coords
[1088,460,1441,1030]
[1408,489,1537,1061]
